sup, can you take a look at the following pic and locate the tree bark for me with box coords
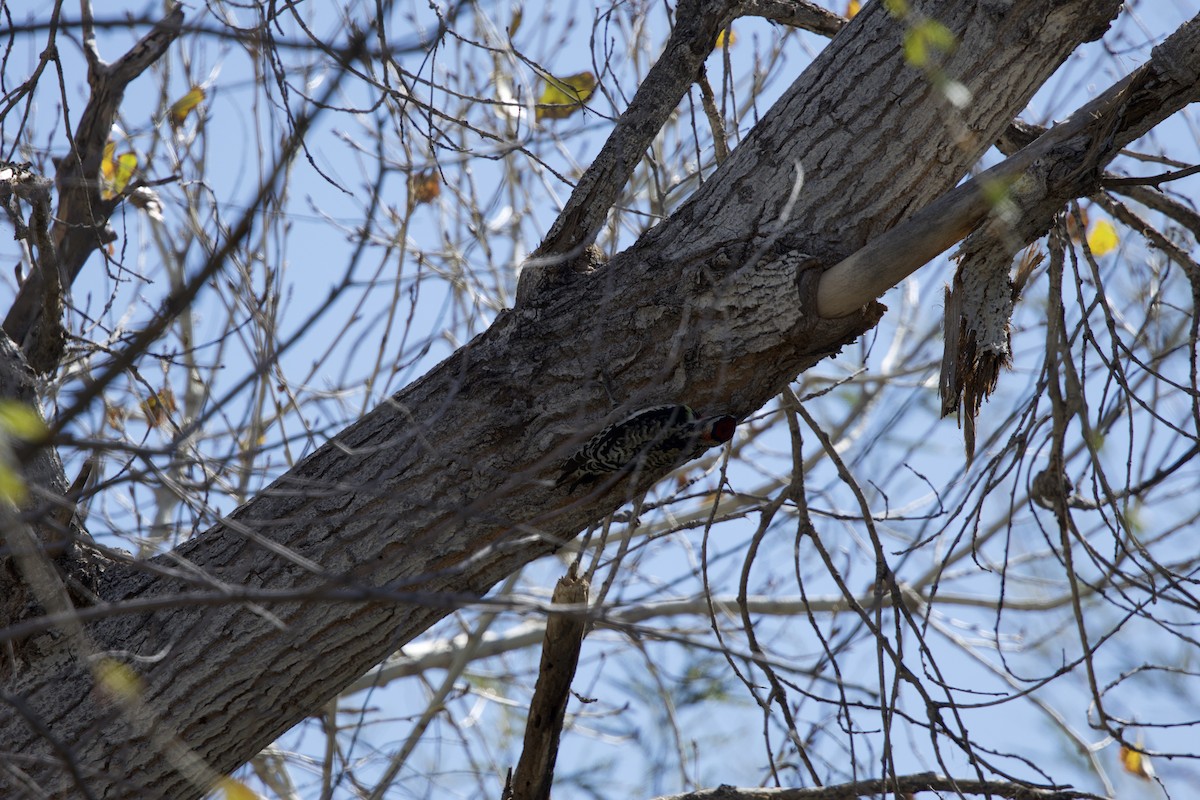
[509,569,589,800]
[0,1,1132,796]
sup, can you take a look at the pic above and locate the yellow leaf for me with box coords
[979,175,1015,208]
[903,19,955,67]
[715,28,736,48]
[105,402,128,429]
[140,387,177,428]
[239,432,266,453]
[509,7,523,38]
[0,465,26,504]
[408,169,440,205]
[535,71,596,121]
[100,143,138,200]
[169,86,206,129]
[1087,219,1119,256]
[0,400,47,440]
[1119,744,1154,780]
[94,658,143,702]
[0,400,41,501]
[216,777,260,800]
[847,0,861,17]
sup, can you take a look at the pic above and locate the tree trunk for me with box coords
[0,1,1127,796]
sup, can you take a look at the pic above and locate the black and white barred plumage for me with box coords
[556,404,737,491]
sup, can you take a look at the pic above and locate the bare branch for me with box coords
[649,772,1108,800]
[509,568,589,800]
[735,0,845,37]
[3,5,185,368]
[516,0,739,304]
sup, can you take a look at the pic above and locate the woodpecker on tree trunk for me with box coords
[556,404,737,491]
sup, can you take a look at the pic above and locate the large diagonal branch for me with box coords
[1,2,1126,797]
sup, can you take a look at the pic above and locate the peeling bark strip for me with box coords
[939,248,1016,462]
[931,13,1200,458]
[1,2,1130,797]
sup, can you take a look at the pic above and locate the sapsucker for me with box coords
[556,404,737,491]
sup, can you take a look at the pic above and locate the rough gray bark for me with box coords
[0,333,100,641]
[0,1,1130,797]
[508,569,589,800]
